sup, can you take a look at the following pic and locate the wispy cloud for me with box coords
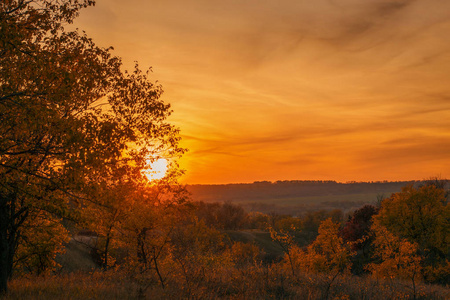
[74,0,450,183]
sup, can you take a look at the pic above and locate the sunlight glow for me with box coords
[143,158,168,181]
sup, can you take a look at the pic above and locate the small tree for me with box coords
[169,218,229,295]
[368,222,422,298]
[269,225,298,277]
[341,205,378,274]
[341,205,378,251]
[14,209,69,275]
[299,219,353,275]
[291,218,353,299]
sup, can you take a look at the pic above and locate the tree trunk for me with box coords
[152,252,165,289]
[0,238,8,294]
[103,230,111,269]
[0,200,10,294]
[0,192,28,294]
[137,228,148,268]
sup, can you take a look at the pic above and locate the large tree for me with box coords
[0,0,183,293]
[374,183,449,283]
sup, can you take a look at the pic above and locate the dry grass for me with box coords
[4,272,140,300]
[3,267,449,300]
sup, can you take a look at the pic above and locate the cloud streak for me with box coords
[73,0,450,183]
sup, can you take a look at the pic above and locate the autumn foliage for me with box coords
[1,1,449,299]
[372,183,450,284]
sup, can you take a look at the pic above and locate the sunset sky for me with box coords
[73,0,450,184]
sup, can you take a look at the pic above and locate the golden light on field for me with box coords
[143,158,168,181]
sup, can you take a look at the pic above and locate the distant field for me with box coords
[234,193,383,215]
[242,192,381,205]
[187,181,414,214]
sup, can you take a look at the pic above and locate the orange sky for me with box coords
[73,0,450,184]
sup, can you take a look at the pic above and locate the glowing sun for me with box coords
[143,158,168,181]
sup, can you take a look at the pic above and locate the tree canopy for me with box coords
[373,183,449,283]
[0,0,184,293]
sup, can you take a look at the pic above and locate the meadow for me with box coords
[3,261,449,299]
[2,181,449,299]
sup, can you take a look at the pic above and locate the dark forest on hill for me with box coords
[187,180,419,214]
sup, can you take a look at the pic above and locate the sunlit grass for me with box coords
[4,269,449,299]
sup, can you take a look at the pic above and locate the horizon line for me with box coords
[183,178,448,186]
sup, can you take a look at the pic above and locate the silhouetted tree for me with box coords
[0,0,183,293]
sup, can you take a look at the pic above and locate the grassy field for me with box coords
[187,181,407,214]
[4,272,139,300]
[238,193,381,215]
[263,192,380,205]
[3,269,449,299]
